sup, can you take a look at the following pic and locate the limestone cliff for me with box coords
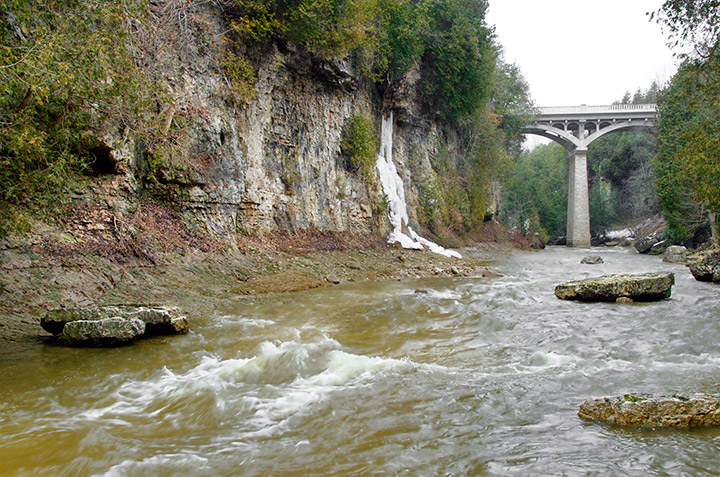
[89,5,483,244]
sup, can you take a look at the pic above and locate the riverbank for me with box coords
[0,207,512,345]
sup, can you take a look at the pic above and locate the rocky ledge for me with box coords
[554,272,674,302]
[579,394,720,427]
[41,305,189,347]
[688,250,720,283]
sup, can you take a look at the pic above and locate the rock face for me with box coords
[580,255,604,265]
[579,394,720,427]
[78,7,500,245]
[662,245,688,263]
[61,317,146,347]
[688,251,720,282]
[554,272,674,302]
[42,305,189,347]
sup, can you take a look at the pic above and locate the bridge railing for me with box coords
[536,104,657,114]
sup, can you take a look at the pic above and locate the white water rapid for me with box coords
[3,248,720,475]
[375,113,462,258]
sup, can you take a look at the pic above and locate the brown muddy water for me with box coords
[1,247,720,475]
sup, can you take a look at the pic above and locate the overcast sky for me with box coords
[486,0,679,107]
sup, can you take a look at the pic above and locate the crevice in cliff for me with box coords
[86,144,118,176]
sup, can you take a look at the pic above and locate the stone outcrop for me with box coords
[42,305,189,347]
[688,250,720,282]
[554,272,674,302]
[580,255,603,264]
[662,245,688,263]
[579,394,720,427]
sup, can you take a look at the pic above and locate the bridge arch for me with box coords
[519,104,658,247]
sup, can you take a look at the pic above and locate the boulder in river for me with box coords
[578,394,720,427]
[580,255,604,265]
[60,317,146,347]
[649,240,670,255]
[662,245,688,263]
[554,272,674,302]
[688,250,720,283]
[41,305,189,346]
[634,235,659,254]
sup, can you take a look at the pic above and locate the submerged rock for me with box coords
[41,305,189,346]
[579,394,720,427]
[554,272,674,302]
[688,250,720,283]
[580,255,604,265]
[61,317,145,347]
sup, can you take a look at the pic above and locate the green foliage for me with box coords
[502,143,568,239]
[0,0,167,206]
[376,0,426,79]
[0,0,529,244]
[414,136,474,235]
[579,85,662,230]
[490,60,534,155]
[224,0,497,120]
[222,52,257,103]
[655,57,720,242]
[340,113,378,182]
[652,0,720,244]
[588,131,659,223]
[225,0,381,58]
[588,179,613,235]
[655,0,720,56]
[420,0,495,120]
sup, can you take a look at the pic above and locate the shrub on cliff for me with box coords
[340,113,378,182]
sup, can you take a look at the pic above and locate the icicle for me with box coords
[375,113,462,259]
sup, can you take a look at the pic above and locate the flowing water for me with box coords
[2,247,720,476]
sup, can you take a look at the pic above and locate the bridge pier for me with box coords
[567,148,591,247]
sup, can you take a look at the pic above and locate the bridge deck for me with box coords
[534,104,657,122]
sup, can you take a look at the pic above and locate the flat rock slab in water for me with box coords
[554,272,674,302]
[61,317,146,347]
[579,394,720,427]
[42,305,189,347]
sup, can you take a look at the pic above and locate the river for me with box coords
[1,247,719,475]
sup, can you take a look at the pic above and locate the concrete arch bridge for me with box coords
[521,104,657,247]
